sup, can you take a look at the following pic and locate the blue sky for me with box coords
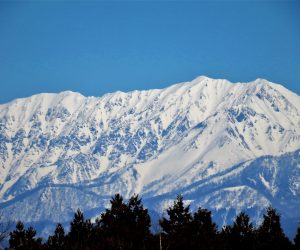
[0,0,299,104]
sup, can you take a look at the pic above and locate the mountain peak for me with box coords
[0,76,299,238]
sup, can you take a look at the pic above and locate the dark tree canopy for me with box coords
[9,221,42,250]
[190,207,218,250]
[46,223,65,250]
[221,212,255,250]
[5,194,297,250]
[256,206,292,250]
[99,193,151,250]
[67,209,92,250]
[160,194,192,250]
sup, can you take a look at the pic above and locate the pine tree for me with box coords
[99,194,129,249]
[160,195,192,250]
[219,225,233,250]
[127,194,151,249]
[190,207,218,250]
[9,221,26,250]
[230,212,254,250]
[67,209,92,250]
[98,194,151,250]
[47,223,65,250]
[8,221,42,250]
[256,206,292,250]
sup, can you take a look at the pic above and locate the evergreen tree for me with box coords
[219,225,233,250]
[98,194,151,250]
[8,221,26,250]
[47,223,65,250]
[90,219,106,250]
[256,206,292,250]
[6,194,299,250]
[8,221,42,250]
[99,194,129,249]
[190,207,218,250]
[294,226,300,250]
[67,209,92,250]
[160,195,192,250]
[127,194,151,249]
[230,212,254,250]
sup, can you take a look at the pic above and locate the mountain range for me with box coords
[0,76,299,237]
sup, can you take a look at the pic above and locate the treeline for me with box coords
[4,194,300,250]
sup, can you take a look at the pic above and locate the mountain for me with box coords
[0,76,299,237]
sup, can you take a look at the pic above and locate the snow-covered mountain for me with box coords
[0,76,299,237]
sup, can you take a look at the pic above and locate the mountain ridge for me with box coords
[0,76,299,237]
[2,75,297,106]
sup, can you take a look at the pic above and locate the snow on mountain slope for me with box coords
[0,76,299,237]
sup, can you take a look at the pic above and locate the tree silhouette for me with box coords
[67,209,92,250]
[127,194,151,249]
[99,194,129,249]
[294,225,300,249]
[47,223,65,250]
[4,195,299,250]
[98,194,151,250]
[160,195,192,250]
[229,212,255,250]
[190,207,218,249]
[8,221,42,250]
[8,221,26,250]
[220,224,232,250]
[256,206,292,250]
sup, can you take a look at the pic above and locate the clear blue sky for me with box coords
[0,0,299,104]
